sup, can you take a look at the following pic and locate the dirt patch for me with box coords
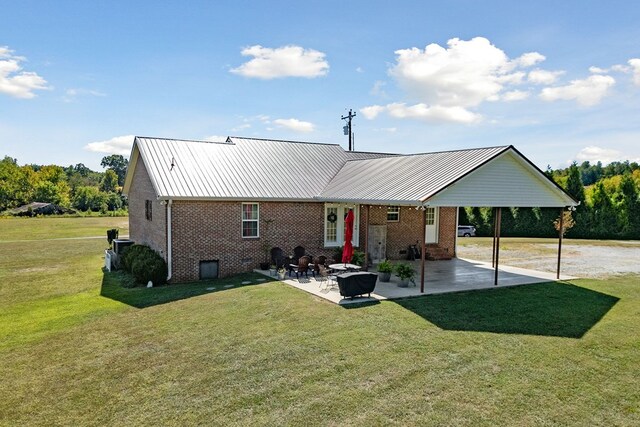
[457,240,640,279]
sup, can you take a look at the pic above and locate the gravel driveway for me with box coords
[457,239,640,279]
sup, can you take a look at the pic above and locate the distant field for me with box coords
[457,237,640,278]
[1,218,638,426]
[0,216,129,241]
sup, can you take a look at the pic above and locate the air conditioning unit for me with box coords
[113,239,134,255]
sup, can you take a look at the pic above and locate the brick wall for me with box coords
[128,159,167,258]
[170,201,328,282]
[128,159,459,282]
[359,205,457,260]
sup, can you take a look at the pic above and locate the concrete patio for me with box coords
[257,258,576,306]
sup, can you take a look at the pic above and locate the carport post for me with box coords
[556,207,564,280]
[420,207,426,293]
[492,208,497,267]
[494,207,502,286]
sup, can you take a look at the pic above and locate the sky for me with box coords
[1,0,640,171]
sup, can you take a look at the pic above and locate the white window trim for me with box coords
[387,206,400,222]
[324,203,360,247]
[241,202,260,238]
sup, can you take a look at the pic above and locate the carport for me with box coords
[319,145,579,293]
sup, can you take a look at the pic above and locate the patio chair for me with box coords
[318,265,337,290]
[312,255,327,277]
[291,255,311,280]
[292,246,305,263]
[270,247,284,268]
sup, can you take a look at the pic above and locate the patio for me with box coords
[257,258,576,306]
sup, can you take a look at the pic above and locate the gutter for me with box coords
[167,199,173,282]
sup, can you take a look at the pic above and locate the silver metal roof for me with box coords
[317,146,511,204]
[129,136,394,200]
[123,137,576,207]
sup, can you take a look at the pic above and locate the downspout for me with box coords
[167,199,173,282]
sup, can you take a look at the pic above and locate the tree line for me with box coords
[0,154,129,214]
[459,160,640,240]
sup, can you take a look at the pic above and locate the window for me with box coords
[242,203,259,238]
[324,204,359,247]
[145,200,152,221]
[425,207,435,225]
[387,206,400,222]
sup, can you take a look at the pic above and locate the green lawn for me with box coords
[1,218,638,426]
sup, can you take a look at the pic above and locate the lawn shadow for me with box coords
[100,270,276,308]
[394,282,619,338]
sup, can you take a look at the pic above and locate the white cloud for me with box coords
[576,146,624,164]
[389,37,527,108]
[0,46,50,99]
[386,103,481,124]
[540,75,615,106]
[63,88,106,103]
[589,66,608,74]
[513,52,546,68]
[629,58,640,86]
[360,105,385,120]
[230,45,329,79]
[273,118,315,133]
[528,69,565,85]
[611,63,631,73]
[502,90,530,101]
[84,135,135,155]
[370,80,387,97]
[356,67,364,73]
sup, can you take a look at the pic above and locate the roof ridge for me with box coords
[229,136,341,147]
[405,145,511,156]
[135,136,233,145]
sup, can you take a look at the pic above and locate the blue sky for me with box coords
[2,0,640,171]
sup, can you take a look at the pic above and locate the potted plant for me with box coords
[277,266,287,280]
[377,260,393,282]
[394,263,415,287]
[351,250,365,266]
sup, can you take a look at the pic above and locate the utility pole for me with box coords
[341,109,356,151]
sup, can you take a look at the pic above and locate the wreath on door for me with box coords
[327,212,337,223]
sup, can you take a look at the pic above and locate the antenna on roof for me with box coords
[170,157,175,171]
[341,109,356,151]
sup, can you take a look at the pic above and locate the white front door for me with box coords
[424,207,439,244]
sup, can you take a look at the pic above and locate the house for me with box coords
[6,202,75,216]
[122,136,577,284]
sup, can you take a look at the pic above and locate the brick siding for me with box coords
[129,158,459,282]
[128,159,167,258]
[171,200,328,282]
[360,205,457,260]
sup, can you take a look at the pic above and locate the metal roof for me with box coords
[128,136,394,200]
[123,137,576,207]
[317,146,511,204]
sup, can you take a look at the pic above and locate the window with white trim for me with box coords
[387,206,400,222]
[324,204,359,247]
[425,207,435,225]
[242,203,259,238]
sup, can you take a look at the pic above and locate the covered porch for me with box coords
[258,257,575,305]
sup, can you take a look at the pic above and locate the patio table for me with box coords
[329,263,362,272]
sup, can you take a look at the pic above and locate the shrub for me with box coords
[350,250,365,266]
[131,256,168,286]
[394,263,415,281]
[377,260,393,273]
[120,244,168,286]
[121,244,150,272]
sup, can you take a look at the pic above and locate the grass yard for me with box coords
[1,218,639,426]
